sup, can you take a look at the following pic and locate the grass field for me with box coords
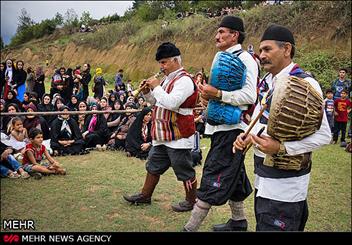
[0,138,351,232]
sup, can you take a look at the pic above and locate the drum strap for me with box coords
[258,64,310,123]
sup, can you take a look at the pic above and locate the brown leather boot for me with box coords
[171,178,197,212]
[123,172,160,205]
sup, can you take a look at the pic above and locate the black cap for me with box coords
[155,42,181,61]
[219,16,244,32]
[260,24,295,45]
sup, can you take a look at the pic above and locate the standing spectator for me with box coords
[333,90,352,146]
[12,60,27,102]
[64,68,74,101]
[1,62,6,97]
[79,63,92,101]
[4,59,15,99]
[126,79,134,92]
[331,68,351,100]
[92,67,106,99]
[324,89,335,134]
[26,67,36,93]
[34,66,45,101]
[115,69,125,91]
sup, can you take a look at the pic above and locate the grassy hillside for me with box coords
[1,1,351,90]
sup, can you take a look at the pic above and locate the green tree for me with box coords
[0,36,4,49]
[64,8,79,26]
[80,11,93,26]
[17,8,34,32]
[54,12,64,26]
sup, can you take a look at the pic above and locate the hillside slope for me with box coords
[1,1,351,89]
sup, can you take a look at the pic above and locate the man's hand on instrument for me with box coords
[140,80,150,94]
[233,133,252,153]
[146,77,160,89]
[200,97,209,107]
[251,134,280,155]
[198,83,220,100]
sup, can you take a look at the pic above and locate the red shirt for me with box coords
[334,98,352,122]
[22,143,46,165]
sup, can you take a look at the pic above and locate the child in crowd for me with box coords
[6,117,28,153]
[0,141,30,179]
[333,89,352,146]
[324,89,335,133]
[22,128,66,177]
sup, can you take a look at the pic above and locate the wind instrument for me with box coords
[132,69,165,97]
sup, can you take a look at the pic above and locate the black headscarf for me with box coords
[125,107,152,156]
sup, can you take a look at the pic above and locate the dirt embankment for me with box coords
[1,37,220,82]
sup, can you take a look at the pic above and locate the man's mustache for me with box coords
[260,60,271,65]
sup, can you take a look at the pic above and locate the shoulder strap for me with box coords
[289,64,311,79]
[232,49,243,56]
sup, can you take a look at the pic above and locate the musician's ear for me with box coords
[283,42,292,58]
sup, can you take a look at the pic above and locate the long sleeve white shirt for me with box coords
[251,62,332,202]
[144,67,195,149]
[205,44,258,135]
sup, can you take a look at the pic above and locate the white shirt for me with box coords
[205,44,258,135]
[250,62,332,202]
[144,67,195,149]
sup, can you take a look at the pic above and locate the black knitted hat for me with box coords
[218,16,244,32]
[155,42,181,61]
[260,24,295,45]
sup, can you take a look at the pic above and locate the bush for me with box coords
[296,49,351,90]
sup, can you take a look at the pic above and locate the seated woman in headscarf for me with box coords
[4,90,22,110]
[107,99,124,134]
[1,103,22,134]
[125,107,152,160]
[22,104,50,140]
[76,101,88,133]
[50,106,85,156]
[82,104,111,149]
[37,93,55,125]
[112,102,137,150]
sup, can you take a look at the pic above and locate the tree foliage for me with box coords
[80,11,93,26]
[17,8,35,33]
[0,37,4,49]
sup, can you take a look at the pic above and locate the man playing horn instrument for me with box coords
[123,42,199,212]
[233,24,331,231]
[183,15,259,232]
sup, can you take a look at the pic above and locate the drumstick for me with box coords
[238,104,267,155]
[243,126,265,155]
[243,104,267,138]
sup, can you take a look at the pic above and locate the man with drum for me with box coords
[234,24,331,231]
[123,42,199,212]
[183,16,258,232]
